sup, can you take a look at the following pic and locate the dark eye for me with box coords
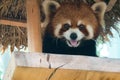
[78,24,86,30]
[62,23,71,30]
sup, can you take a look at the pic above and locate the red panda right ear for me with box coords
[42,0,60,28]
[91,2,107,30]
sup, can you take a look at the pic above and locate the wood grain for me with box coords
[94,0,117,12]
[14,52,120,72]
[12,67,120,80]
[26,0,42,52]
[4,52,120,80]
[0,19,26,27]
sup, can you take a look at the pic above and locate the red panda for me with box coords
[42,0,107,56]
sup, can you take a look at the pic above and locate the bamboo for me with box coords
[26,0,42,52]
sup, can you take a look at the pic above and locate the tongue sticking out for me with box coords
[70,40,78,46]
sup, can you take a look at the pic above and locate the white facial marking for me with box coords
[63,28,84,40]
[63,28,85,47]
[86,25,94,39]
[54,24,62,38]
[54,20,71,38]
[54,20,94,47]
[67,20,71,25]
[77,20,82,26]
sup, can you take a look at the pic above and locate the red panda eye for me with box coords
[62,24,70,30]
[78,24,86,30]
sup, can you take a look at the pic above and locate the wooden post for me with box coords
[26,0,42,52]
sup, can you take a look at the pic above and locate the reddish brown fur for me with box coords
[51,3,100,39]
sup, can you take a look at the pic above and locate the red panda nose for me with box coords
[70,33,77,40]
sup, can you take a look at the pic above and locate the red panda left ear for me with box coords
[42,0,60,28]
[91,2,107,29]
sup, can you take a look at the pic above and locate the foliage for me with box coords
[0,25,27,52]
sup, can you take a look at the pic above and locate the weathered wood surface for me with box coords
[14,52,120,72]
[3,52,120,80]
[94,0,117,12]
[26,0,42,52]
[106,0,117,12]
[12,67,120,80]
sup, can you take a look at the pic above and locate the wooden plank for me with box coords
[26,0,42,52]
[14,52,120,72]
[106,0,117,12]
[3,52,120,80]
[94,0,117,12]
[0,19,26,27]
[12,67,120,80]
[3,53,16,80]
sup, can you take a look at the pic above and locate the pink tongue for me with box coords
[70,40,77,46]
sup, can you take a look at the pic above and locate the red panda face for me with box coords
[52,3,100,47]
[42,1,107,47]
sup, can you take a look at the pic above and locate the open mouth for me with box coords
[66,40,80,47]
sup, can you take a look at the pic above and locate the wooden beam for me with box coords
[94,0,117,12]
[0,19,26,27]
[12,67,120,80]
[106,0,117,12]
[14,52,120,72]
[26,0,42,52]
[3,52,120,80]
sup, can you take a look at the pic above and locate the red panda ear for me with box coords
[91,2,107,29]
[42,0,60,28]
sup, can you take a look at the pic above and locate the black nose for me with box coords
[70,33,77,40]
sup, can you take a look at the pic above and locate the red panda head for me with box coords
[42,1,107,47]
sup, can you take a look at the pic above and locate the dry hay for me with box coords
[0,25,27,53]
[0,0,26,20]
[0,0,120,52]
